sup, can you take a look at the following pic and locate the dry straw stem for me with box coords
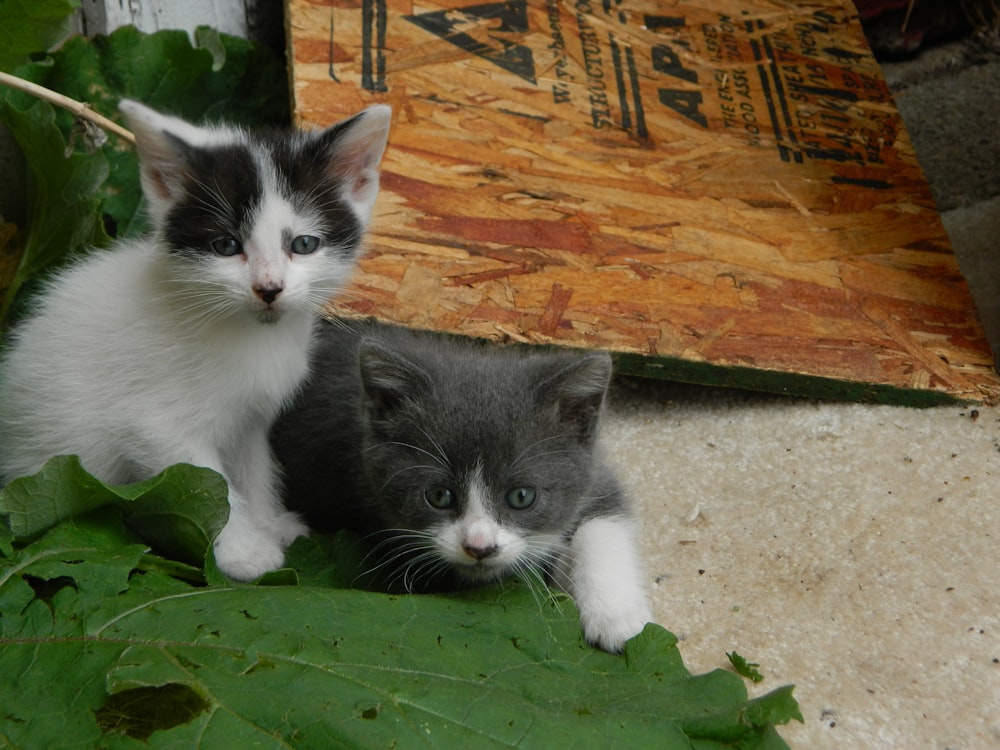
[0,71,135,145]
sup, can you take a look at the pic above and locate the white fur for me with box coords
[0,101,391,581]
[554,515,653,653]
[0,241,314,580]
[433,470,651,651]
[437,468,527,579]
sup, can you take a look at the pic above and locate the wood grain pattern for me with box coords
[287,0,1000,404]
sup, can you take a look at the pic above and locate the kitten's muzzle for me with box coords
[462,543,498,561]
[255,285,283,305]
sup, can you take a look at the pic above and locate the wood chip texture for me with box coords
[288,0,1000,404]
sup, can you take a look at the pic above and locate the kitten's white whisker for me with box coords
[321,315,360,334]
[362,441,449,471]
[391,549,443,593]
[514,450,579,472]
[186,176,239,224]
[402,558,435,593]
[514,564,559,618]
[413,426,451,471]
[511,434,574,470]
[169,295,245,335]
[376,464,441,495]
[356,529,444,590]
[579,490,618,504]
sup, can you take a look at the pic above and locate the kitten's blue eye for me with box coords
[425,486,455,510]
[211,237,243,257]
[505,487,536,510]
[291,235,321,255]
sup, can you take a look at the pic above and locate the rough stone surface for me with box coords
[943,195,1000,362]
[891,59,1000,210]
[878,34,1000,359]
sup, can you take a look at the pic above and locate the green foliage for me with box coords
[0,0,78,72]
[0,458,802,748]
[728,651,767,683]
[0,90,110,322]
[0,0,289,325]
[1,455,228,569]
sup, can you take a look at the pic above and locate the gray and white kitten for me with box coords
[0,101,391,581]
[271,321,652,652]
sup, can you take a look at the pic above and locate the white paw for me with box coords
[213,518,286,582]
[270,508,309,547]
[579,593,652,653]
[561,515,654,652]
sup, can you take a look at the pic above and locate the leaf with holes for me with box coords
[0,455,228,569]
[0,459,802,748]
[0,0,77,72]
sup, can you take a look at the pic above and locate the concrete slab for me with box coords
[890,60,1000,210]
[943,195,1000,363]
[882,35,1000,365]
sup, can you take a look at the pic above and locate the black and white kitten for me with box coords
[271,321,652,652]
[0,101,391,581]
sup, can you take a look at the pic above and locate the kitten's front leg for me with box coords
[217,426,310,574]
[180,438,305,582]
[213,503,289,581]
[557,514,653,653]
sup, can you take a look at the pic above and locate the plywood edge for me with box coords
[613,352,992,407]
[328,311,996,406]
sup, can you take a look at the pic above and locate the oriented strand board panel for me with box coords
[287,0,1000,404]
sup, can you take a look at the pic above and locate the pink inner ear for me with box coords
[327,112,389,206]
[134,134,190,205]
[145,165,175,203]
[348,166,373,203]
[331,144,377,204]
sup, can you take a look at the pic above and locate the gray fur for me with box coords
[270,319,628,589]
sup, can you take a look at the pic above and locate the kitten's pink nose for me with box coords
[255,285,283,305]
[463,543,497,561]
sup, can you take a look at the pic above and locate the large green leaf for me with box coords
[0,460,802,748]
[0,455,228,567]
[0,0,77,73]
[0,0,90,318]
[0,90,109,322]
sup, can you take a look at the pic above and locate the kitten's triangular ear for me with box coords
[119,99,206,208]
[537,352,613,443]
[359,338,431,418]
[314,105,392,221]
